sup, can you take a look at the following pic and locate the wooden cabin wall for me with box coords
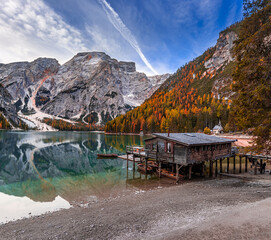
[145,138,175,162]
[174,145,187,164]
[187,144,231,164]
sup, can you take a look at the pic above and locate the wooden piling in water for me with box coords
[133,155,135,170]
[239,155,242,173]
[220,158,223,173]
[260,159,263,174]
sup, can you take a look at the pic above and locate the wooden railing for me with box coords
[126,146,146,156]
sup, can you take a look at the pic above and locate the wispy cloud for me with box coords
[0,0,87,64]
[98,0,158,75]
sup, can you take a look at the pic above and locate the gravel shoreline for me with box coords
[0,177,270,240]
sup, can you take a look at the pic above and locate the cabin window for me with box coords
[167,142,171,153]
[165,142,173,153]
[152,143,157,151]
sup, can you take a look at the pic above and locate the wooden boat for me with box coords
[156,168,184,180]
[97,154,118,158]
[137,163,153,173]
[148,161,158,169]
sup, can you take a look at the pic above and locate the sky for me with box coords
[0,0,243,76]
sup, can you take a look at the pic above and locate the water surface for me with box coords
[0,131,147,223]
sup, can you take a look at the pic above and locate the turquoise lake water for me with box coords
[0,131,150,223]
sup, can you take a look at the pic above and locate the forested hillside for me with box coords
[230,0,271,152]
[105,31,236,134]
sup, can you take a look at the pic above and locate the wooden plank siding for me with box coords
[145,136,232,166]
[187,144,231,164]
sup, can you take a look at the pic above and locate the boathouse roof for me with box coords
[148,133,236,146]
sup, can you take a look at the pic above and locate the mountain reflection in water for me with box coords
[0,131,145,203]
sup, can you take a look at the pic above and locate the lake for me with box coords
[0,131,151,223]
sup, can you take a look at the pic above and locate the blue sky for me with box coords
[0,0,243,75]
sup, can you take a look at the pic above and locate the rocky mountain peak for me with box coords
[66,52,137,73]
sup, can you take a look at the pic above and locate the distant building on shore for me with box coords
[213,120,223,134]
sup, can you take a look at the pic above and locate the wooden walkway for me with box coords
[118,155,141,162]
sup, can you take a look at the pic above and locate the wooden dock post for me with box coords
[245,156,247,172]
[220,158,223,173]
[133,155,135,171]
[188,164,192,180]
[145,158,148,174]
[260,159,263,174]
[227,157,229,173]
[126,154,129,169]
[201,162,205,177]
[239,155,242,173]
[176,163,180,183]
[215,160,218,177]
[126,163,128,179]
[233,155,236,174]
[209,160,213,177]
[158,161,161,178]
[254,159,257,175]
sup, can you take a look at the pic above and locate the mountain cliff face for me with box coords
[203,30,238,99]
[0,84,19,126]
[39,52,169,124]
[0,58,60,113]
[0,53,169,128]
[204,31,237,70]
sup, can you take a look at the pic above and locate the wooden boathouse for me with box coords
[126,133,236,182]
